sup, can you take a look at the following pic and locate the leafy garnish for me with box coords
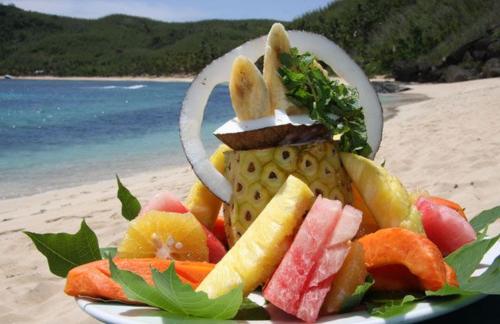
[100,247,117,259]
[368,294,421,318]
[116,175,141,221]
[279,48,371,157]
[470,206,500,235]
[234,298,270,320]
[462,257,500,294]
[444,235,499,285]
[24,220,101,277]
[109,258,243,319]
[425,284,475,297]
[340,276,374,312]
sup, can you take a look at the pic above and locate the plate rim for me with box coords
[77,236,499,323]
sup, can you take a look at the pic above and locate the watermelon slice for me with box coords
[263,199,362,322]
[297,205,362,322]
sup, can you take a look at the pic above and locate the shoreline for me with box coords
[1,78,499,323]
[7,75,194,82]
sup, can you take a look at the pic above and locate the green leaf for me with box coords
[108,257,177,312]
[470,206,500,234]
[461,257,500,294]
[100,247,117,259]
[234,298,270,320]
[24,220,101,277]
[445,235,499,285]
[109,259,243,320]
[116,175,141,221]
[425,284,476,297]
[152,265,242,319]
[368,294,420,318]
[340,276,374,312]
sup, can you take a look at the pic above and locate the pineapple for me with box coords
[185,144,230,229]
[340,153,423,232]
[223,141,352,246]
[196,175,315,298]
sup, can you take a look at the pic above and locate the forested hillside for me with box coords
[1,0,499,80]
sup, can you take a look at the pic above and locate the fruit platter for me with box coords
[27,24,499,323]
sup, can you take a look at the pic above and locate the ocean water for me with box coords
[0,79,403,199]
[0,80,234,198]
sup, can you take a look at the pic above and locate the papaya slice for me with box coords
[358,228,450,291]
[65,258,214,303]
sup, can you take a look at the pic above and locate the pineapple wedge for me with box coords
[185,144,230,229]
[340,153,422,232]
[196,175,315,298]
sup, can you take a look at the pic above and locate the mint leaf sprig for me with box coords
[279,48,372,157]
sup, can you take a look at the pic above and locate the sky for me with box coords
[0,0,333,22]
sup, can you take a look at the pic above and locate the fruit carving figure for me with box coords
[218,24,353,246]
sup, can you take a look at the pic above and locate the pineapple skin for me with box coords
[340,152,423,232]
[185,144,230,229]
[223,141,352,246]
[196,175,315,298]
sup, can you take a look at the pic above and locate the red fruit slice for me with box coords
[140,191,189,216]
[426,196,467,219]
[140,191,226,263]
[297,205,362,322]
[212,216,227,246]
[263,197,343,316]
[264,199,362,323]
[416,197,476,256]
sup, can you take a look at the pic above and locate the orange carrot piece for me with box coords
[352,184,379,238]
[427,196,467,219]
[64,258,214,303]
[358,228,447,291]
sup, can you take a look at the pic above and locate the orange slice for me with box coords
[118,211,209,262]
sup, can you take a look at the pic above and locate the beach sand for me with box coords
[1,78,499,323]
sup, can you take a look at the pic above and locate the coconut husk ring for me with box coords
[179,31,383,203]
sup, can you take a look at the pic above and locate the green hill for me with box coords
[0,5,275,76]
[1,1,498,79]
[290,0,499,78]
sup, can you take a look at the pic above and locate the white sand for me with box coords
[1,78,499,323]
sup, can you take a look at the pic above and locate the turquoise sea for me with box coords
[0,79,400,199]
[0,80,235,198]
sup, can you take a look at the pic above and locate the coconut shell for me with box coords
[215,123,331,151]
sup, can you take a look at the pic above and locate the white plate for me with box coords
[77,241,499,323]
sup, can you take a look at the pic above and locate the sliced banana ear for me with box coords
[263,23,304,115]
[229,55,273,121]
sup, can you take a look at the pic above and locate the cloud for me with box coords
[1,0,208,21]
[0,0,334,22]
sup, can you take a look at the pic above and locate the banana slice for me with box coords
[229,55,273,121]
[263,23,304,115]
